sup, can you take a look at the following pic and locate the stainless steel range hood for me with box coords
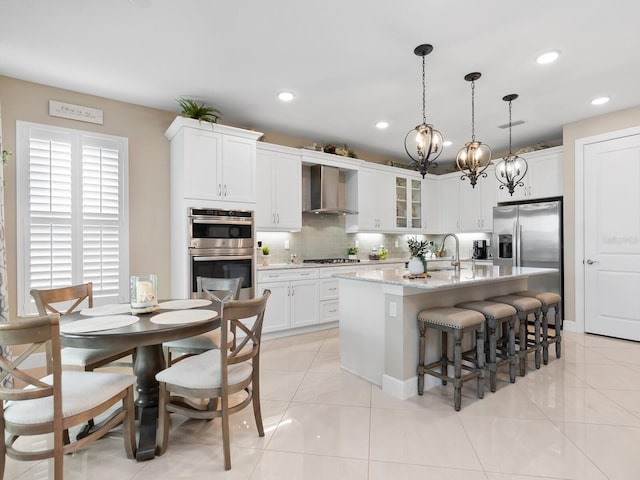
[303,164,357,215]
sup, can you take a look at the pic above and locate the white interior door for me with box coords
[584,133,640,340]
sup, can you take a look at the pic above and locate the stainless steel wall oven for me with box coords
[188,208,254,299]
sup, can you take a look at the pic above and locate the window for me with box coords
[17,122,129,315]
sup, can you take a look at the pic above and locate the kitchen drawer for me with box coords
[257,268,319,283]
[319,278,339,300]
[320,300,340,323]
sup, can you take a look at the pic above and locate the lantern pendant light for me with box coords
[495,94,528,195]
[456,72,492,187]
[404,44,444,178]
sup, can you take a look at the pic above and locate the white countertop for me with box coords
[256,258,409,271]
[333,265,556,292]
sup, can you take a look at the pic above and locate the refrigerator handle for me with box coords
[517,223,523,267]
[512,221,518,266]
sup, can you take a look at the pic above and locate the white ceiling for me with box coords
[1,0,639,172]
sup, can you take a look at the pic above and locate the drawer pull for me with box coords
[328,287,337,291]
[328,309,337,314]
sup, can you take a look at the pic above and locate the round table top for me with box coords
[59,300,220,350]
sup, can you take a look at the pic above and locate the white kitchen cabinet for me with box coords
[165,116,262,205]
[395,174,424,231]
[496,146,563,202]
[438,174,461,232]
[345,166,395,232]
[257,269,319,333]
[256,144,301,231]
[421,176,440,232]
[459,167,496,232]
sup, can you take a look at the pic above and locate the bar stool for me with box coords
[417,307,485,411]
[487,295,542,376]
[514,291,562,364]
[456,301,518,392]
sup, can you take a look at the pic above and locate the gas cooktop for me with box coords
[303,258,361,264]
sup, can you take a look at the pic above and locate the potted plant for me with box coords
[177,97,222,123]
[347,246,359,260]
[407,237,429,274]
[261,245,270,266]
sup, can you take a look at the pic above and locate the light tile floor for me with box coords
[5,328,640,479]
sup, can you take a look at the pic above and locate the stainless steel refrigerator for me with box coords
[493,198,563,316]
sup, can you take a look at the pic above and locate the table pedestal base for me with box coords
[133,344,165,461]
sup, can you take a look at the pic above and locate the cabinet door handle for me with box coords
[277,213,280,224]
[272,213,276,224]
[291,286,294,296]
[224,184,228,197]
[218,184,222,196]
[287,286,290,296]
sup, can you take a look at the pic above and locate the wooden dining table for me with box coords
[59,300,220,461]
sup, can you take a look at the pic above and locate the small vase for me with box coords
[263,255,270,266]
[408,256,424,275]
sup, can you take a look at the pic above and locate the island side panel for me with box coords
[339,278,386,386]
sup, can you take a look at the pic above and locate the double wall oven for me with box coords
[188,208,254,299]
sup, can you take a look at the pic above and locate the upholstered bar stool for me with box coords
[417,307,485,411]
[514,291,562,364]
[456,301,518,392]
[487,295,542,376]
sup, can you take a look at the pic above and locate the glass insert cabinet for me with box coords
[395,176,422,229]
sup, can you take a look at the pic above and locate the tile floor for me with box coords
[5,328,640,479]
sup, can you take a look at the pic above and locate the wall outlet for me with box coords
[284,240,290,249]
[389,301,397,317]
[355,240,359,248]
[394,240,399,248]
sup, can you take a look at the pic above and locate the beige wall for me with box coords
[562,104,640,323]
[0,75,401,318]
[0,75,176,316]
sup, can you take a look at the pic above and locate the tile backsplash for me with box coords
[257,215,491,265]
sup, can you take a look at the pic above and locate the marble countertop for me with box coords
[333,265,556,292]
[257,258,493,271]
[257,258,409,270]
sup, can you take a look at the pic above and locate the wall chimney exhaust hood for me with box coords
[303,164,357,215]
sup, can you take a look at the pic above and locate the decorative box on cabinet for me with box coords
[496,146,563,202]
[256,143,302,231]
[257,269,319,333]
[165,116,263,204]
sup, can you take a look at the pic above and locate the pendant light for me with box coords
[456,72,491,187]
[495,94,528,196]
[404,44,443,178]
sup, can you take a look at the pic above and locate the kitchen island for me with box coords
[335,264,557,399]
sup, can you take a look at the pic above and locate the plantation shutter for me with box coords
[17,122,129,315]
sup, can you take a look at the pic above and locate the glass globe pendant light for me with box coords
[494,94,528,196]
[404,44,444,178]
[456,72,492,187]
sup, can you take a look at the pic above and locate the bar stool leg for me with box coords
[441,332,448,385]
[534,310,541,369]
[508,315,516,383]
[417,324,426,395]
[555,306,562,358]
[476,323,485,400]
[487,318,497,392]
[453,331,463,411]
[541,305,550,365]
[518,312,528,376]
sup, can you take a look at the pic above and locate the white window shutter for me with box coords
[17,122,129,315]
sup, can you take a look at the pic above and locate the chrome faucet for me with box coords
[440,233,461,270]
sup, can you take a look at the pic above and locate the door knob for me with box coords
[586,259,599,265]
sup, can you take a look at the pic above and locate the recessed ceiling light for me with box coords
[443,140,453,147]
[375,121,389,129]
[591,96,610,106]
[277,91,295,102]
[536,50,560,65]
